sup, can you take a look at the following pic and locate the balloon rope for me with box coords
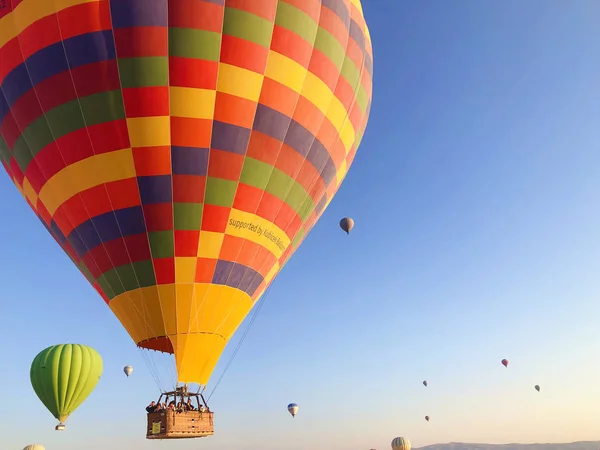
[207,282,274,402]
[138,348,162,388]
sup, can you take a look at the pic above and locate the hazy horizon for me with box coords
[415,442,600,450]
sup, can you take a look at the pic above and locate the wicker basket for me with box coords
[146,410,214,439]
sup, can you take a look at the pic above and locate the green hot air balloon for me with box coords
[30,344,103,430]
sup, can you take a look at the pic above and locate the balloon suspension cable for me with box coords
[207,283,274,402]
[138,346,178,392]
[138,348,161,387]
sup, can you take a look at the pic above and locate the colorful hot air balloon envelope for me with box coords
[23,445,45,450]
[535,385,540,392]
[0,0,373,387]
[30,344,103,429]
[501,359,509,367]
[425,415,430,422]
[287,403,299,418]
[391,437,411,450]
[423,380,428,387]
[339,217,354,234]
[124,365,133,377]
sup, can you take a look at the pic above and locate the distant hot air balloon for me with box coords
[288,403,299,418]
[30,344,103,430]
[535,385,540,392]
[392,437,411,450]
[0,0,373,393]
[340,217,355,234]
[124,365,133,377]
[423,380,428,387]
[501,359,509,367]
[425,415,430,422]
[23,445,45,450]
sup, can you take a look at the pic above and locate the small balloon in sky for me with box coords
[501,359,509,367]
[339,217,355,234]
[124,365,133,377]
[287,403,299,418]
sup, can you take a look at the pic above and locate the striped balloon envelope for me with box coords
[0,0,373,386]
[391,437,411,450]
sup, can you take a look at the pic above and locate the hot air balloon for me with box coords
[501,359,509,367]
[339,217,355,234]
[1,0,373,439]
[30,344,103,430]
[535,385,540,392]
[23,445,45,450]
[425,415,430,422]
[391,437,411,450]
[124,365,133,377]
[288,403,299,418]
[423,380,428,387]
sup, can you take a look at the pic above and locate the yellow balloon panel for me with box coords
[110,284,254,384]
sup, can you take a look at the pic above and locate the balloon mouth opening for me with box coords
[138,336,174,353]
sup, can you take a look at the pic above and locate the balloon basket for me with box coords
[146,410,214,439]
[146,390,214,439]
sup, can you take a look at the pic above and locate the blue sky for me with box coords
[3,1,600,449]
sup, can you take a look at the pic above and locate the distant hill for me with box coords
[415,442,600,450]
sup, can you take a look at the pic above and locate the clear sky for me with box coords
[2,1,600,449]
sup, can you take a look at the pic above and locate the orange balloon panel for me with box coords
[0,0,373,384]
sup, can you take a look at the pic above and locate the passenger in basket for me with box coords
[145,401,159,413]
[186,399,195,411]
